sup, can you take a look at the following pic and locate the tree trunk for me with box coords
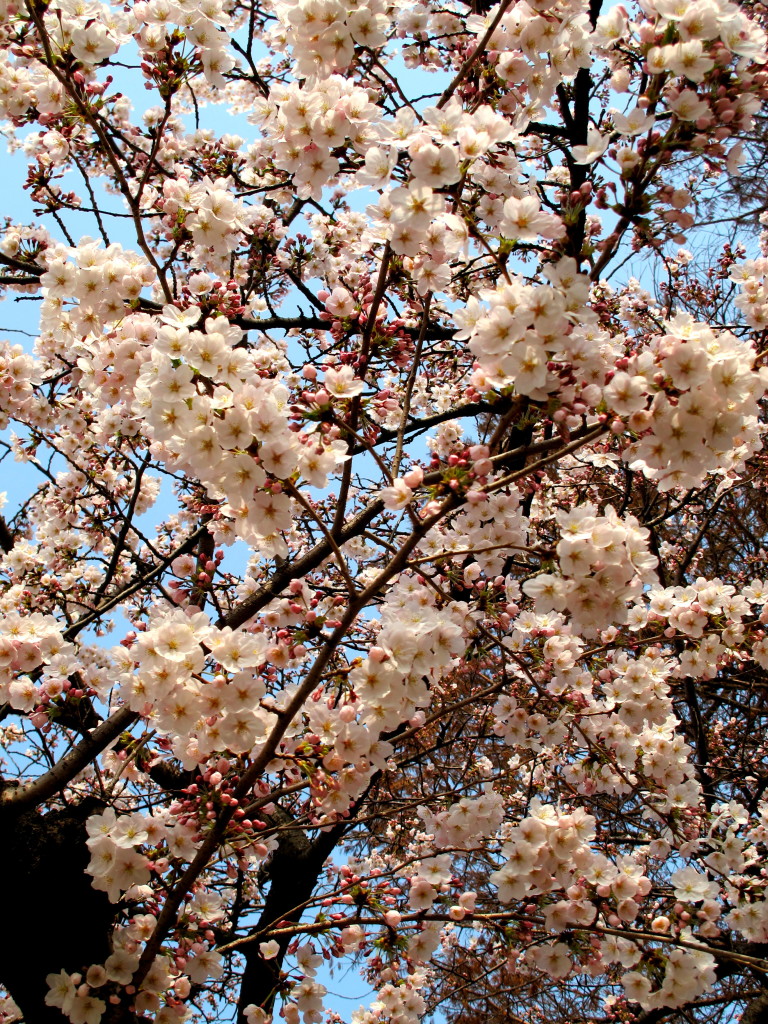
[236,817,344,1024]
[0,797,119,1022]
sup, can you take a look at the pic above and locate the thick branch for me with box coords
[0,705,138,815]
[219,496,386,630]
[235,817,344,1022]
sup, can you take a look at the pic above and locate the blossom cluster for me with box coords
[0,610,70,710]
[272,0,389,79]
[308,575,473,818]
[523,504,658,637]
[351,971,427,1024]
[127,304,346,554]
[39,241,156,341]
[417,786,504,850]
[46,908,199,1024]
[0,341,40,430]
[352,581,470,722]
[115,608,271,763]
[160,177,260,272]
[458,258,598,398]
[615,314,767,490]
[133,0,236,87]
[254,76,384,200]
[85,808,153,903]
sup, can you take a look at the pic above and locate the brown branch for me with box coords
[0,705,138,815]
[436,0,515,110]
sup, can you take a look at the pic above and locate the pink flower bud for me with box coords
[403,466,424,488]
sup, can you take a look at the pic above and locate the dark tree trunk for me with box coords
[0,796,118,1022]
[741,991,768,1024]
[236,816,344,1024]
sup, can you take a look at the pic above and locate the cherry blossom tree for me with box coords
[2,0,768,1023]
